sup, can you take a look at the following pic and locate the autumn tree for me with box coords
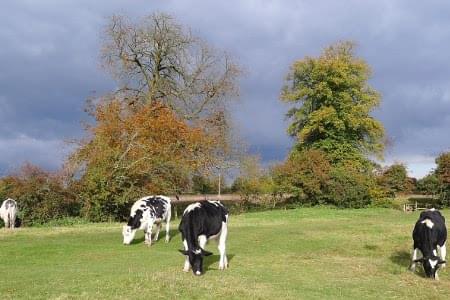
[281,41,385,167]
[101,13,241,120]
[99,13,243,197]
[69,99,215,221]
[436,152,450,205]
[377,163,410,196]
[272,149,331,204]
[0,163,80,225]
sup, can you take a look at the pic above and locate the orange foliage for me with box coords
[72,99,214,194]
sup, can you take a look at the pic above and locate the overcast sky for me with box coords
[1,0,449,178]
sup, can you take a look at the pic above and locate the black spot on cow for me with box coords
[127,209,143,230]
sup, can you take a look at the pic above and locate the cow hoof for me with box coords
[165,238,170,243]
[183,268,190,272]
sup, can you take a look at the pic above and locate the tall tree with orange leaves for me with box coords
[69,99,215,220]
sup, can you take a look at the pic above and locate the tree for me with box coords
[377,163,410,196]
[191,174,217,194]
[101,13,241,120]
[0,163,80,225]
[436,152,450,205]
[232,155,274,196]
[281,41,385,166]
[69,99,215,221]
[272,149,331,204]
[416,173,439,195]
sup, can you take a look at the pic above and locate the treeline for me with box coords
[232,153,450,208]
[1,14,449,225]
[0,13,241,225]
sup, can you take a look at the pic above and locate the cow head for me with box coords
[122,225,137,245]
[179,248,213,275]
[414,256,446,279]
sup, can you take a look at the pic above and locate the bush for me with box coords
[272,149,331,205]
[324,162,376,208]
[370,197,394,208]
[0,164,81,226]
[416,173,439,195]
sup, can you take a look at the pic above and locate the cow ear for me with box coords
[202,250,213,257]
[413,258,424,263]
[438,259,446,265]
[178,249,189,255]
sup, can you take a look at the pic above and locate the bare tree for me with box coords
[101,13,241,120]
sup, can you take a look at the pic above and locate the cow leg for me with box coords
[10,214,15,229]
[440,244,447,268]
[183,239,190,272]
[145,221,154,246]
[153,223,162,241]
[410,248,421,271]
[218,221,228,270]
[165,209,171,243]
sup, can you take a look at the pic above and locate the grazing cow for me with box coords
[122,195,172,245]
[0,198,18,229]
[178,200,229,276]
[410,208,447,279]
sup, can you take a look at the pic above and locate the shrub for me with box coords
[0,163,81,225]
[324,162,376,208]
[272,149,332,205]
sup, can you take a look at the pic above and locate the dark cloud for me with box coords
[0,0,449,177]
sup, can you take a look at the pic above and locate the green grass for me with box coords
[1,208,450,299]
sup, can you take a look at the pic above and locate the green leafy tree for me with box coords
[281,41,385,166]
[416,173,439,195]
[325,161,378,208]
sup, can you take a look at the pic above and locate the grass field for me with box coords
[1,208,450,299]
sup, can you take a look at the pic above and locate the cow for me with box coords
[178,200,229,276]
[0,198,18,229]
[122,195,172,245]
[410,208,447,279]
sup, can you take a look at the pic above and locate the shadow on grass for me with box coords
[364,244,379,251]
[390,250,433,278]
[390,250,411,268]
[129,229,180,245]
[204,254,235,273]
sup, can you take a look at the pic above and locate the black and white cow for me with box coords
[410,208,447,279]
[178,200,228,276]
[0,198,18,229]
[122,195,172,245]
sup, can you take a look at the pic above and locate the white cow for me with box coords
[122,196,172,245]
[0,198,18,229]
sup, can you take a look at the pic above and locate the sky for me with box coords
[0,0,449,178]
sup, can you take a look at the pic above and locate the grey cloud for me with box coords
[0,0,449,177]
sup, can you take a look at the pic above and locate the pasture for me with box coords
[1,208,450,299]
